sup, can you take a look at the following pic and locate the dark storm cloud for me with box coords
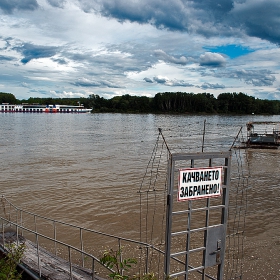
[191,0,234,17]
[13,43,59,64]
[199,52,226,67]
[79,0,189,30]
[0,0,39,14]
[229,69,276,86]
[231,0,280,45]
[78,0,280,45]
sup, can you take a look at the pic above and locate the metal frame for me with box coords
[164,151,231,279]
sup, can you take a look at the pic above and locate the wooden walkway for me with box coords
[0,231,105,280]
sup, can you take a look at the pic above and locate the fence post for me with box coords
[53,221,57,256]
[118,238,123,276]
[92,258,95,280]
[68,246,73,279]
[80,228,85,267]
[146,246,149,274]
[8,202,11,225]
[34,215,37,233]
[20,210,23,236]
[2,223,5,249]
[35,233,42,277]
[16,209,19,245]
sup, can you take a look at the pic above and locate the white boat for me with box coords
[0,103,92,113]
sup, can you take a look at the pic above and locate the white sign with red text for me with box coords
[178,167,223,201]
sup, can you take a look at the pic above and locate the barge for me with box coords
[0,103,91,113]
[245,121,280,148]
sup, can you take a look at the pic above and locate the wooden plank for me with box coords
[0,231,105,280]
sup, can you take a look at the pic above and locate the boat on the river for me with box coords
[0,103,92,113]
[245,121,280,148]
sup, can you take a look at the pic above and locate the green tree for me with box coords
[0,92,18,104]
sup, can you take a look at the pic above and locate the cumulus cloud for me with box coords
[153,76,169,84]
[0,0,39,14]
[154,50,188,65]
[74,78,101,87]
[146,76,193,87]
[143,77,153,83]
[265,91,280,100]
[51,57,68,65]
[207,67,277,88]
[21,82,29,88]
[200,82,225,90]
[199,52,226,67]
[50,90,88,98]
[73,77,122,88]
[171,80,194,87]
[230,69,276,86]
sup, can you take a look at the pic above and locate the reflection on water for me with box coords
[0,113,279,279]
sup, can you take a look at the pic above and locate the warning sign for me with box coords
[178,167,223,201]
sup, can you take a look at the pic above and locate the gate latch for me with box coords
[210,239,222,263]
[205,225,225,267]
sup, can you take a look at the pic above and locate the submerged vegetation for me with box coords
[1,91,280,114]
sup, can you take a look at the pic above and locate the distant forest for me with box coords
[1,91,280,114]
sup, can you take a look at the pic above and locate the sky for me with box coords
[0,0,280,101]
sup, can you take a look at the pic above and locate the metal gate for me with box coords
[164,151,231,279]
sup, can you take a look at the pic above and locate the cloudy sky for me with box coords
[0,0,280,100]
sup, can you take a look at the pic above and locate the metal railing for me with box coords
[0,216,112,279]
[0,195,166,279]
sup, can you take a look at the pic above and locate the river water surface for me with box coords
[0,113,279,279]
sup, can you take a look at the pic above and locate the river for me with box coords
[0,113,279,279]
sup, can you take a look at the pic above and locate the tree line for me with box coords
[1,91,280,114]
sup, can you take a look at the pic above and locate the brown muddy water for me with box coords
[0,113,279,279]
